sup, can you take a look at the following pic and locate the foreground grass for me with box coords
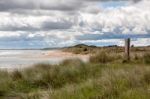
[50,66,150,99]
[0,52,150,99]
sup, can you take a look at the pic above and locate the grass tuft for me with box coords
[89,51,113,63]
[143,53,150,64]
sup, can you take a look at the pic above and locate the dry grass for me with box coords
[0,46,150,99]
[143,52,150,64]
[49,65,150,99]
[89,51,112,63]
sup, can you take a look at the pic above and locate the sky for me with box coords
[0,0,150,49]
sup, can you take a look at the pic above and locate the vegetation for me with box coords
[143,53,150,64]
[63,44,150,55]
[89,51,113,63]
[0,45,150,99]
[62,44,97,54]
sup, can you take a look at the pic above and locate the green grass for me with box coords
[49,65,150,99]
[0,50,150,99]
[143,53,150,64]
[89,51,122,64]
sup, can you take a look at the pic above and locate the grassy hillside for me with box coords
[0,47,150,99]
[63,44,150,55]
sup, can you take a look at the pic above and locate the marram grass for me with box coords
[0,52,150,99]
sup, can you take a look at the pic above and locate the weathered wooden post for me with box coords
[125,38,130,61]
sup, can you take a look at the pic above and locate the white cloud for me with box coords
[131,38,150,46]
[79,0,150,35]
[0,0,149,48]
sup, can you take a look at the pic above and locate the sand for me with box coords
[46,50,89,60]
[0,50,89,70]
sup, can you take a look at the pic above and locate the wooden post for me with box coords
[125,38,130,61]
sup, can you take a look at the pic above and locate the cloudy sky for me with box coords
[0,0,150,49]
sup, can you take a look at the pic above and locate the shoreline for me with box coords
[0,49,89,70]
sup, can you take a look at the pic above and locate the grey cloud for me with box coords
[0,0,141,13]
[85,0,141,3]
[0,18,74,31]
[0,25,38,31]
[76,33,150,40]
[0,0,83,12]
[41,20,73,30]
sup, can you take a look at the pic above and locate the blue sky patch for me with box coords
[100,1,127,8]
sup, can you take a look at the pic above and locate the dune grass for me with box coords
[0,50,150,99]
[143,53,150,64]
[50,65,150,99]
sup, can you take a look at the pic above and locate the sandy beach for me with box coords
[45,50,89,59]
[0,50,89,70]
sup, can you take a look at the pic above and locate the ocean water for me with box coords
[0,50,62,69]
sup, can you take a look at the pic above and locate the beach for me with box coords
[0,50,89,70]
